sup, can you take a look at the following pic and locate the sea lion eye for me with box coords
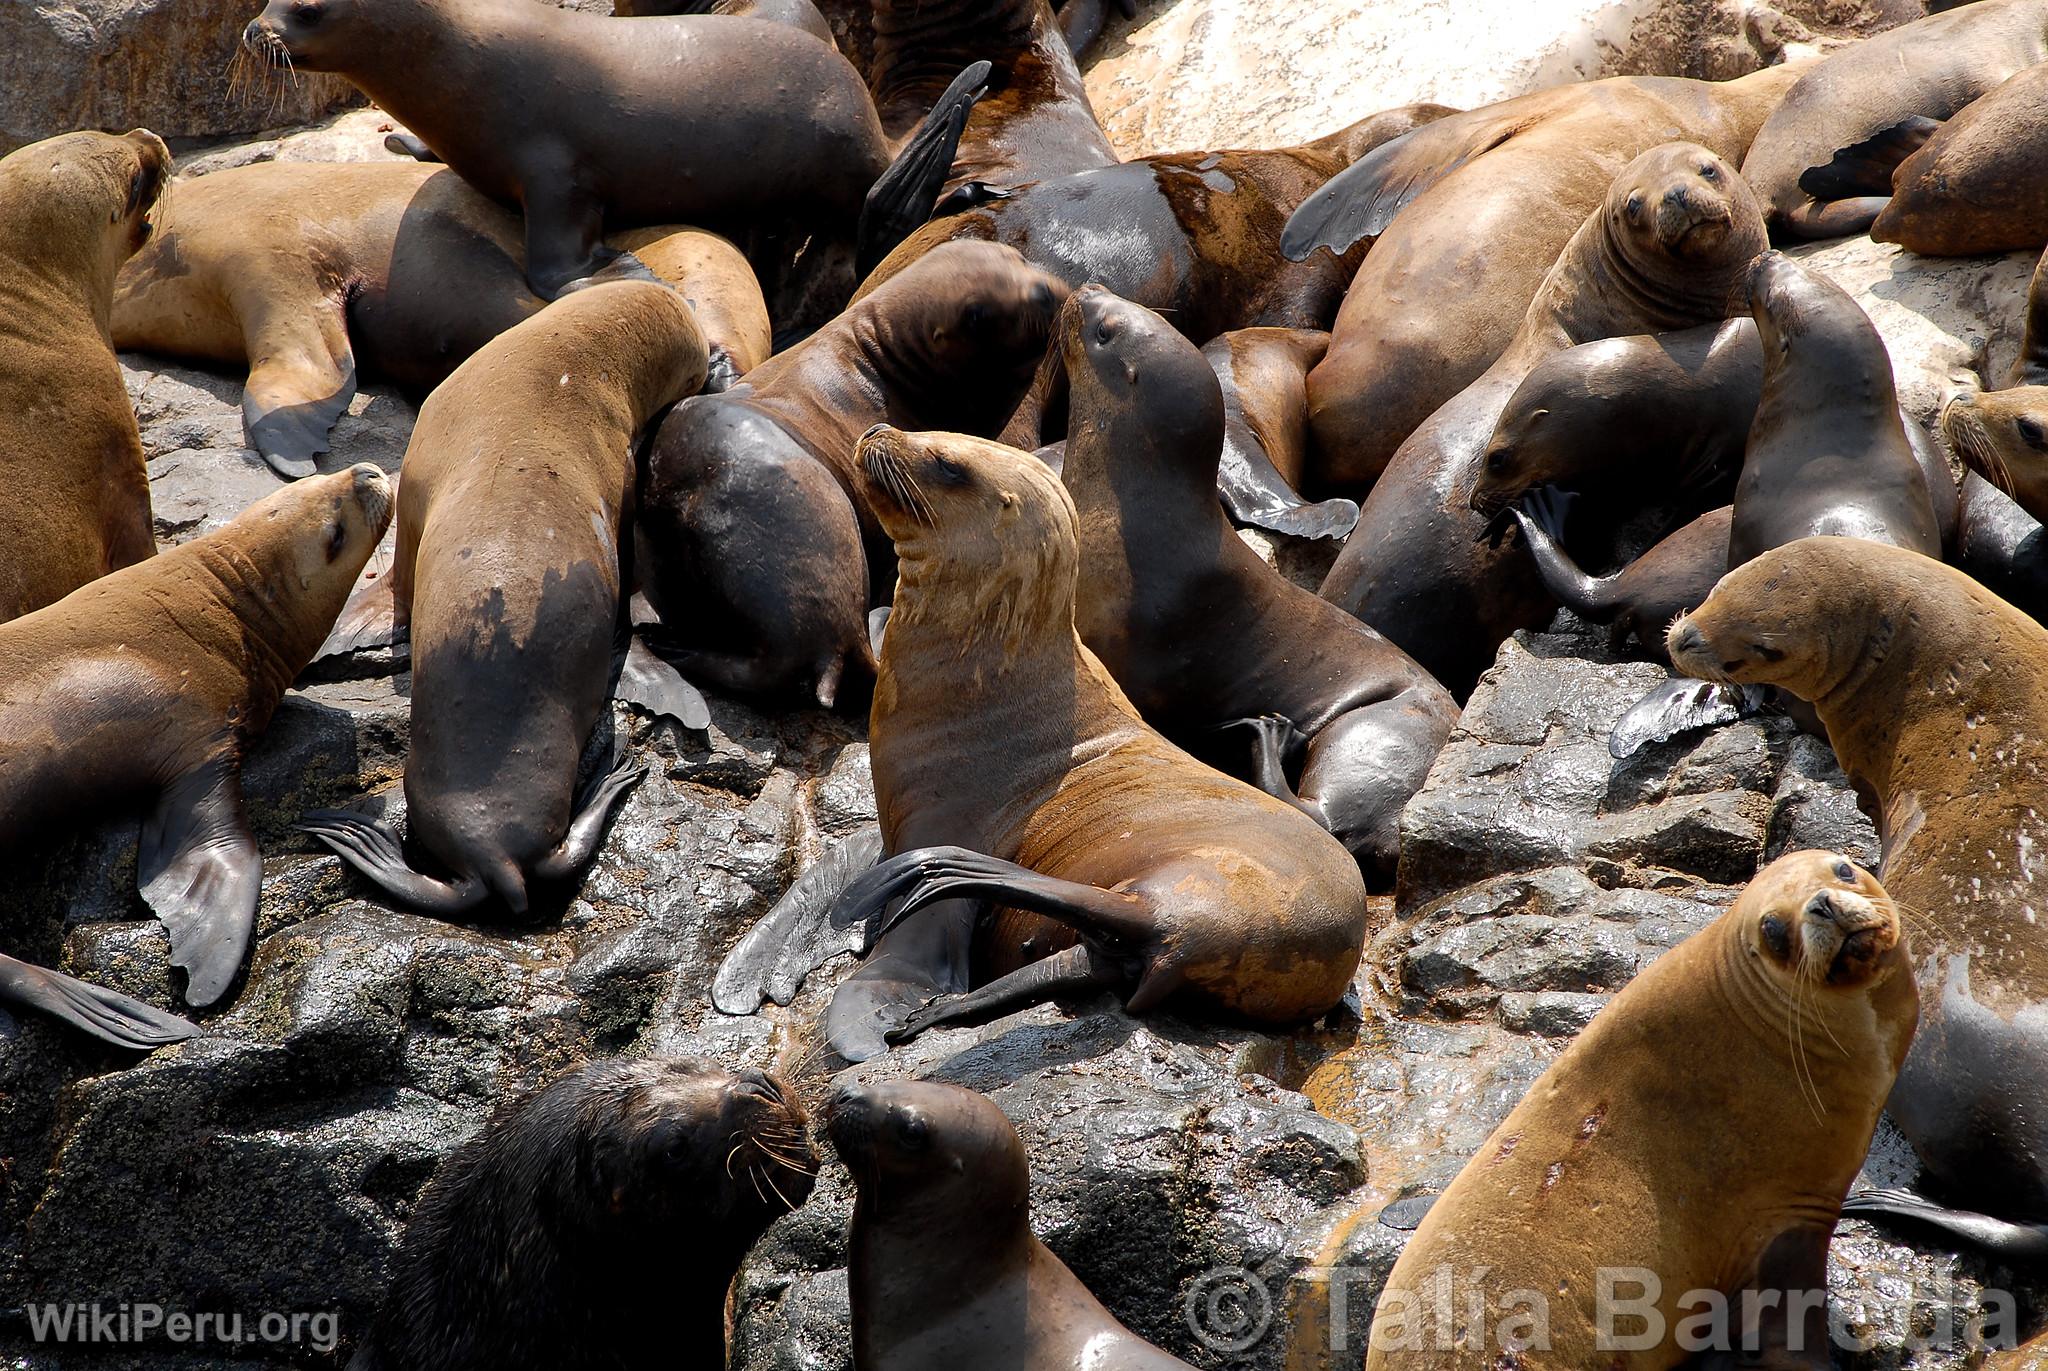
[1751,643,1785,663]
[326,521,348,561]
[1699,163,1718,180]
[1833,860,1856,882]
[1486,448,1510,473]
[962,303,988,333]
[897,1114,929,1150]
[1760,916,1792,959]
[1624,193,1643,222]
[2019,415,2048,450]
[932,455,970,485]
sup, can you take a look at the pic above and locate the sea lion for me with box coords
[1948,391,2048,525]
[0,129,168,621]
[1056,288,1456,883]
[1051,0,1132,59]
[1667,538,2048,1253]
[1283,64,1802,491]
[1512,496,1734,662]
[1203,327,1360,540]
[241,0,970,298]
[1366,849,1916,1369]
[1743,0,2048,240]
[354,1058,816,1371]
[1319,142,1768,696]
[815,425,1369,1062]
[610,0,833,43]
[1872,61,2048,256]
[635,240,1065,708]
[302,283,708,916]
[0,464,392,1045]
[830,1079,1195,1371]
[112,161,771,477]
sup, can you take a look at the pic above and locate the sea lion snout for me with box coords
[1666,617,1709,668]
[348,463,393,536]
[1654,179,1734,253]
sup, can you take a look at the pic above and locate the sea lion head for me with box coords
[1058,285,1225,464]
[0,130,171,288]
[243,0,363,72]
[1942,386,2048,519]
[1737,850,1904,991]
[1606,142,1761,268]
[1664,536,1884,701]
[215,463,394,674]
[883,240,1067,382]
[827,1079,1028,1218]
[1470,338,1639,515]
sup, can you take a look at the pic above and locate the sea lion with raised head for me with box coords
[0,464,392,1045]
[1057,288,1456,883]
[302,283,707,917]
[815,425,1368,1061]
[1367,849,1916,1369]
[1668,537,2048,1256]
[0,129,168,620]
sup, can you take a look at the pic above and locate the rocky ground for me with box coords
[3,0,2045,1367]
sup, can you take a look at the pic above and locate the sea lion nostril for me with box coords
[1806,891,1838,923]
[1670,624,1706,658]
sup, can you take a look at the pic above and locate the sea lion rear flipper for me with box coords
[884,943,1123,1045]
[532,753,648,880]
[298,810,490,915]
[1839,1188,2048,1259]
[856,61,993,277]
[237,284,358,480]
[0,954,198,1050]
[1280,112,1528,260]
[1607,678,1770,759]
[138,758,261,1009]
[833,844,1153,956]
[1776,196,1893,242]
[382,131,441,163]
[1798,116,1941,204]
[712,823,885,1014]
[613,634,712,731]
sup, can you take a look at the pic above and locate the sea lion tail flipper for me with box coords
[138,759,261,1009]
[1839,1189,2048,1259]
[1510,489,1621,621]
[856,61,993,277]
[1607,678,1771,760]
[712,823,885,1014]
[1280,111,1526,261]
[612,634,712,732]
[381,131,441,163]
[0,954,199,1050]
[884,943,1123,1045]
[1798,116,1941,204]
[298,810,490,915]
[532,754,648,880]
[237,283,358,479]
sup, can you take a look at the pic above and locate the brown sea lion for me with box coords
[355,1058,816,1371]
[1743,0,2048,240]
[0,463,392,1044]
[112,160,770,477]
[1668,538,2048,1257]
[1319,142,1768,696]
[609,0,832,43]
[817,425,1369,1062]
[1943,244,2048,525]
[0,129,168,621]
[301,282,707,916]
[1284,65,1803,491]
[1202,327,1359,540]
[1366,849,1916,1369]
[830,1079,1196,1371]
[1872,62,2048,255]
[635,240,1065,709]
[1056,288,1456,883]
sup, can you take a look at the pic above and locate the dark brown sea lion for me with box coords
[1202,327,1359,539]
[1318,142,1768,696]
[1743,0,2048,239]
[1872,62,2048,255]
[1668,538,2048,1260]
[0,129,168,621]
[1366,848,1916,1369]
[302,283,707,916]
[610,0,832,44]
[0,464,392,1044]
[830,1079,1196,1370]
[818,425,1369,1061]
[1513,496,1734,662]
[1284,65,1803,491]
[1056,288,1456,883]
[354,1058,816,1371]
[112,160,770,477]
[635,240,1065,708]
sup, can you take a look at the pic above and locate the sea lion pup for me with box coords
[1367,849,1915,1369]
[302,283,707,917]
[112,161,771,477]
[0,464,392,1045]
[1056,288,1456,884]
[1318,142,1767,696]
[815,426,1369,1061]
[354,1058,816,1371]
[635,240,1065,708]
[1666,538,2048,1257]
[830,1079,1196,1371]
[242,0,977,299]
[0,129,168,621]
[1282,65,1801,492]
[1203,327,1360,540]
[1872,62,2048,256]
[1743,0,2048,240]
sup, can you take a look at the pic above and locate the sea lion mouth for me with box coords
[350,464,394,537]
[240,18,295,67]
[1801,889,1899,984]
[1664,616,1728,682]
[1661,206,1733,255]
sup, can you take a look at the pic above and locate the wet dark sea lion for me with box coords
[819,426,1369,1061]
[1872,62,2048,256]
[1057,288,1456,883]
[1203,327,1359,539]
[1319,142,1768,696]
[354,1058,815,1371]
[0,464,392,1044]
[0,129,168,621]
[113,161,770,476]
[303,283,708,916]
[1285,65,1803,491]
[1669,538,2048,1253]
[1512,498,1734,662]
[830,1079,1195,1370]
[1367,849,1916,1368]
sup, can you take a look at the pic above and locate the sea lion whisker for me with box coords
[1786,980,1827,1123]
[755,1161,798,1212]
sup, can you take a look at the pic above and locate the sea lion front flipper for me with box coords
[1798,116,1941,204]
[237,285,358,480]
[1839,1188,2048,1259]
[138,757,262,1008]
[1217,435,1359,540]
[382,131,441,163]
[884,943,1122,1045]
[0,954,198,1050]
[1717,1227,1833,1370]
[531,753,648,880]
[1776,195,1893,242]
[613,634,712,732]
[521,170,613,300]
[298,810,489,915]
[1607,677,1770,760]
[315,530,404,661]
[856,60,992,276]
[712,823,885,1014]
[1509,488,1620,622]
[1280,111,1528,260]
